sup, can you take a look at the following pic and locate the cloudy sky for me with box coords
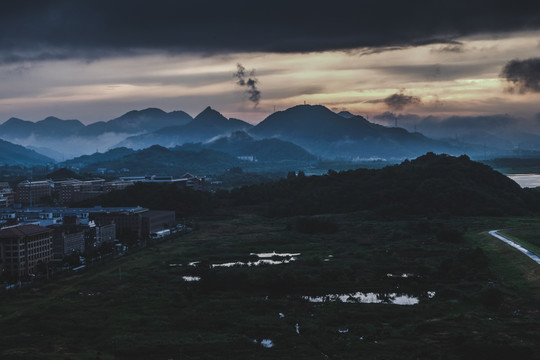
[1,0,540,127]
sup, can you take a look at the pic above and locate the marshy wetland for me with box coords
[1,212,540,359]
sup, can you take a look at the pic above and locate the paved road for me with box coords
[489,230,540,264]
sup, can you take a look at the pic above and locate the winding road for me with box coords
[489,230,540,264]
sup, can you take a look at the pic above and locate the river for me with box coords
[507,174,540,188]
[489,230,540,264]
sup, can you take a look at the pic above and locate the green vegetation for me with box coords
[0,138,53,166]
[230,153,540,217]
[498,228,540,258]
[1,214,540,359]
[59,142,316,177]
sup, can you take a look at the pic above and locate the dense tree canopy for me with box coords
[229,153,540,218]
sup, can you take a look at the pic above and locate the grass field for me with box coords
[498,228,540,257]
[1,212,539,359]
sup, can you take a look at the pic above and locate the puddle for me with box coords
[212,252,300,268]
[250,251,301,258]
[338,329,349,334]
[302,292,425,305]
[279,313,285,318]
[212,258,298,267]
[295,323,300,335]
[182,276,201,282]
[257,339,274,348]
[185,252,301,269]
[386,273,413,278]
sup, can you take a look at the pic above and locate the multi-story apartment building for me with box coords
[54,178,135,205]
[119,174,205,190]
[90,207,149,240]
[0,225,53,279]
[141,210,176,238]
[51,228,86,260]
[0,182,15,207]
[102,180,133,193]
[0,194,8,208]
[85,221,116,251]
[15,181,53,206]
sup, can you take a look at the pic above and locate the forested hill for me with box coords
[229,153,540,217]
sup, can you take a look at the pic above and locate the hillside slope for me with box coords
[0,138,54,166]
[230,153,538,217]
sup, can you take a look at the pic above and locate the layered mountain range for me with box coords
[0,108,193,159]
[0,104,510,167]
[116,106,252,149]
[0,138,53,166]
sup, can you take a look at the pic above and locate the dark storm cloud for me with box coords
[384,91,422,111]
[368,90,421,111]
[233,64,261,106]
[500,58,540,93]
[2,0,540,61]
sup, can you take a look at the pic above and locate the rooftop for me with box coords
[0,224,52,239]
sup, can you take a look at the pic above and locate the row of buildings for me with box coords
[0,206,176,280]
[0,173,205,207]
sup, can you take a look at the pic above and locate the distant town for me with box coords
[0,174,205,287]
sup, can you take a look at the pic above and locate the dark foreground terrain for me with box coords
[1,213,540,359]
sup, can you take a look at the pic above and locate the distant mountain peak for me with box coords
[117,108,168,121]
[38,116,84,127]
[146,144,170,152]
[193,106,228,124]
[42,116,62,122]
[197,106,219,116]
[3,117,30,125]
